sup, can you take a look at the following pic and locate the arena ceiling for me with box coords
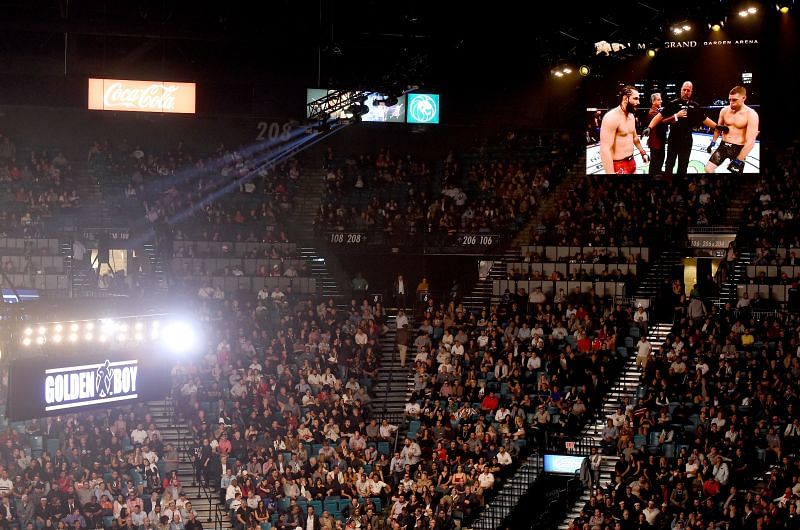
[0,0,768,88]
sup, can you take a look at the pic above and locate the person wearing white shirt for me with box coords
[130,424,149,445]
[636,337,652,369]
[527,352,542,371]
[496,447,512,466]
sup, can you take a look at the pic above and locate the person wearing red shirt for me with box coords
[481,391,499,412]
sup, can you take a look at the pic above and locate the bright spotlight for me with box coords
[162,321,198,354]
[69,334,78,342]
[135,322,144,331]
[117,334,127,342]
[24,328,33,336]
[119,324,129,333]
[52,335,62,343]
[22,337,31,347]
[748,6,758,13]
[779,5,790,13]
[38,326,46,335]
[85,322,95,331]
[562,67,572,74]
[647,49,656,57]
[54,324,63,332]
[99,335,107,343]
[85,332,93,341]
[711,23,722,31]
[554,71,564,77]
[100,318,116,332]
[579,65,590,76]
[36,337,46,345]
[71,323,79,332]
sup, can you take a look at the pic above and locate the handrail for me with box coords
[687,225,738,234]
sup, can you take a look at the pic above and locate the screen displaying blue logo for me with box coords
[407,93,440,124]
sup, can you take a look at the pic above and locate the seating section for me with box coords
[533,174,732,246]
[0,237,68,295]
[315,133,575,246]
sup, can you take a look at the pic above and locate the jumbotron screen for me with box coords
[584,38,760,174]
[306,89,406,123]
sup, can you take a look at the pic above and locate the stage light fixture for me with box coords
[710,23,723,31]
[579,65,590,76]
[162,320,198,354]
[647,49,656,57]
[554,70,564,77]
[671,22,692,34]
[71,323,79,332]
[69,334,78,342]
[562,67,572,74]
[54,324,63,333]
[22,337,31,347]
[38,326,46,335]
[36,337,45,345]
[24,327,33,336]
[85,332,94,341]
[52,335,62,343]
[739,6,758,16]
[85,322,95,331]
[778,3,790,12]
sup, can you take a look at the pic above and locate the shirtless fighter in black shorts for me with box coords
[705,86,760,174]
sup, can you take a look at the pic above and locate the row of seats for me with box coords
[506,262,638,276]
[171,257,307,275]
[188,276,317,293]
[519,245,649,262]
[746,264,800,280]
[2,273,68,291]
[1,254,64,272]
[493,279,627,298]
[0,237,61,253]
[737,283,795,302]
[172,240,297,257]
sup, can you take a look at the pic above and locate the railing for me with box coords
[687,225,738,234]
[471,452,544,530]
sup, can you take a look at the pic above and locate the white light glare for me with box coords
[24,328,33,336]
[22,337,31,347]
[162,321,198,354]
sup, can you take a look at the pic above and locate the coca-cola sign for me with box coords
[88,78,196,114]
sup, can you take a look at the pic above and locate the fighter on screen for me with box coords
[599,85,650,174]
[705,86,760,174]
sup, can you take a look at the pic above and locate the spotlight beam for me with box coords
[160,120,349,231]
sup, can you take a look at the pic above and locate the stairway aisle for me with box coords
[147,399,231,529]
[372,311,416,429]
[556,322,671,530]
[461,251,517,316]
[469,454,543,530]
[718,250,753,305]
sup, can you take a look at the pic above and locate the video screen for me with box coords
[306,89,406,123]
[585,41,760,174]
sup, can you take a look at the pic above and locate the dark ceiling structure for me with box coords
[0,1,774,84]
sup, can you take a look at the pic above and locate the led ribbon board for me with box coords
[6,352,170,420]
